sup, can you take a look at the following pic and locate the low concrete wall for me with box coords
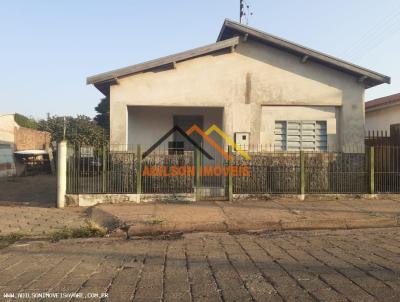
[64,192,383,207]
[65,193,197,206]
[66,194,141,207]
[140,194,195,203]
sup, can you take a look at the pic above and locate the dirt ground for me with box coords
[0,175,56,207]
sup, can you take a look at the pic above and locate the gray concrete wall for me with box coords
[110,39,366,150]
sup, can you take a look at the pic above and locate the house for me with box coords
[0,114,51,177]
[0,114,17,177]
[87,19,390,153]
[365,93,400,133]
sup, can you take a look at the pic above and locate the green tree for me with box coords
[94,97,109,134]
[14,113,39,130]
[38,115,106,145]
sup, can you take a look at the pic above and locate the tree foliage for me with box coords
[38,115,106,145]
[94,97,109,135]
[14,113,39,130]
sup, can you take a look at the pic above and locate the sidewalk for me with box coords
[91,197,400,236]
[0,197,400,239]
[0,176,90,238]
[0,205,88,237]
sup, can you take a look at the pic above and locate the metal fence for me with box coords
[66,144,400,196]
[304,152,368,194]
[232,152,300,194]
[142,151,194,194]
[374,145,400,193]
[67,145,137,194]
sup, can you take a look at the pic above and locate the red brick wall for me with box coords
[14,127,51,151]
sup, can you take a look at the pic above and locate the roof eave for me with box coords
[87,36,240,88]
[218,19,390,87]
[366,102,400,112]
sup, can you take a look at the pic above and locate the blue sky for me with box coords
[1,0,400,119]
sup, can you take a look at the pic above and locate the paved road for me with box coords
[1,228,400,301]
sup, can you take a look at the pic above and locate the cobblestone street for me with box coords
[1,227,400,301]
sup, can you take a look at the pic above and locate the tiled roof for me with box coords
[365,93,400,110]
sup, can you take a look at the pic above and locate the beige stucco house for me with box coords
[365,93,400,134]
[87,19,390,153]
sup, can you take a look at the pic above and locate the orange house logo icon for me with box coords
[141,124,251,177]
[186,124,251,160]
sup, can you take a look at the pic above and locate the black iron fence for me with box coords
[232,152,300,194]
[66,144,400,196]
[374,145,400,193]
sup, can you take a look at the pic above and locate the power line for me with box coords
[339,5,400,60]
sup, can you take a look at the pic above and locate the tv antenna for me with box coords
[240,0,253,25]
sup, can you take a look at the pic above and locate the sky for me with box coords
[1,0,400,119]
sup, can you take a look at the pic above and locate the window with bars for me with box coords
[274,120,327,151]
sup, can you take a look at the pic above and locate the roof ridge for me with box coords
[218,19,390,87]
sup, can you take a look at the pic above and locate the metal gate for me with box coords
[196,148,228,201]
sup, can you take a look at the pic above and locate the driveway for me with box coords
[1,228,400,301]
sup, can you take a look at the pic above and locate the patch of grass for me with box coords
[0,232,24,249]
[2,232,24,242]
[146,216,164,225]
[49,222,107,242]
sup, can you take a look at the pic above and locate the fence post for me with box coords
[300,151,305,199]
[102,144,106,193]
[228,145,233,201]
[370,146,375,194]
[195,149,201,201]
[57,140,67,208]
[136,144,142,195]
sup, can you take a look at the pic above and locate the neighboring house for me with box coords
[365,93,400,133]
[0,114,51,177]
[0,114,17,177]
[87,19,390,153]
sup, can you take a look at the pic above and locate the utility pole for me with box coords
[240,0,252,25]
[63,116,66,140]
[240,0,245,24]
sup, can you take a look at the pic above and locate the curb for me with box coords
[86,206,125,231]
[124,218,400,237]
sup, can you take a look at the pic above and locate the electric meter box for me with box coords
[234,132,250,150]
